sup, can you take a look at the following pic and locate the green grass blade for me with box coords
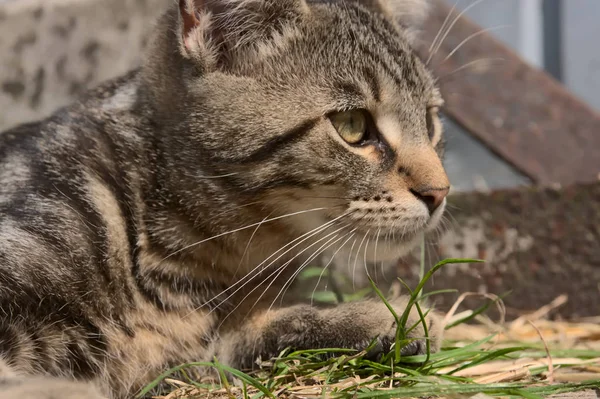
[216,364,275,398]
[398,259,483,357]
[137,362,215,397]
[446,347,529,375]
[418,289,459,302]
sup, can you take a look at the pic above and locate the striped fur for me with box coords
[0,1,449,398]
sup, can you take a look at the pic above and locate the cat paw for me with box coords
[226,297,444,370]
[321,297,444,360]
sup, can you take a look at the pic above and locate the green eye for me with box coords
[329,110,368,145]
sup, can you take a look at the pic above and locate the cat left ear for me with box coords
[178,0,309,68]
[360,0,431,43]
[177,0,223,66]
[179,0,200,51]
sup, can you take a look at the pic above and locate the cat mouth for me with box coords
[335,201,446,243]
[327,211,443,250]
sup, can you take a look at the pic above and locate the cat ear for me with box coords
[362,0,431,42]
[177,0,223,67]
[386,0,430,33]
[178,0,309,67]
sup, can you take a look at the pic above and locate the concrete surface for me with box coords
[0,0,166,131]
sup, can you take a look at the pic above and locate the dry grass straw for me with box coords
[149,292,599,399]
[444,294,600,387]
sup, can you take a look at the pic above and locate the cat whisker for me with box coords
[344,210,377,290]
[197,200,266,226]
[352,230,370,290]
[426,235,434,270]
[271,231,352,311]
[427,0,459,63]
[427,0,491,66]
[257,223,353,311]
[433,213,456,245]
[310,232,356,306]
[375,228,389,283]
[445,201,462,212]
[429,222,444,246]
[243,231,352,364]
[196,172,239,179]
[440,214,452,232]
[214,232,342,328]
[346,237,358,290]
[440,25,511,64]
[374,227,386,284]
[232,211,275,279]
[216,222,352,327]
[445,210,461,231]
[362,236,371,280]
[438,57,505,81]
[162,207,330,261]
[293,195,354,201]
[193,211,353,316]
[374,227,381,265]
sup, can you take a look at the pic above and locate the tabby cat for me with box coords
[0,0,451,397]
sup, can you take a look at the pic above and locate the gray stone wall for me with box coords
[0,0,166,131]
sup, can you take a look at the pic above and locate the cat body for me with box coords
[0,1,450,398]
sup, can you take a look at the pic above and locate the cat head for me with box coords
[143,0,448,263]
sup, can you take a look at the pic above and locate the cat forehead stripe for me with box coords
[238,118,321,164]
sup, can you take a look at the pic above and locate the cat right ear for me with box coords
[359,0,431,43]
[177,0,309,70]
[177,0,223,69]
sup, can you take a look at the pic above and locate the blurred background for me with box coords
[443,0,600,192]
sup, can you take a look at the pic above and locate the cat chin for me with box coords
[370,241,420,262]
[336,201,447,263]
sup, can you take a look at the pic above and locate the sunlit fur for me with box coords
[0,1,449,398]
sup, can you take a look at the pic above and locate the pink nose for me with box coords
[411,187,449,214]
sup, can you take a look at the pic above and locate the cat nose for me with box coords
[410,187,449,214]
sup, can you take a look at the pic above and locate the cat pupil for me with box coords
[331,110,367,145]
[348,113,365,141]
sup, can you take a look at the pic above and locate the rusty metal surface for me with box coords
[394,183,600,320]
[416,0,600,186]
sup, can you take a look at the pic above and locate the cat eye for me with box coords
[426,106,442,146]
[329,110,368,145]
